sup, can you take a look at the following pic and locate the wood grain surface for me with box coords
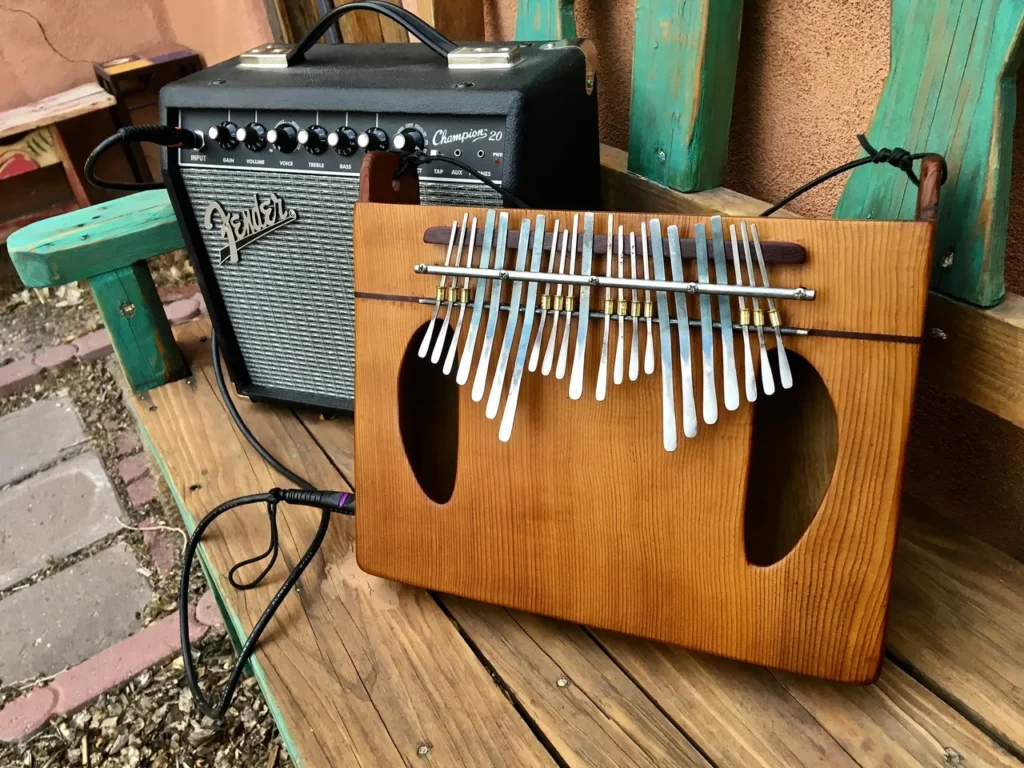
[134,321,554,768]
[301,397,1024,767]
[352,203,934,681]
[0,84,114,139]
[131,318,1024,767]
[889,500,1024,758]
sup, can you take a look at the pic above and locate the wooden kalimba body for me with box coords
[351,162,940,683]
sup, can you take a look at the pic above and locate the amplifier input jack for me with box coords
[453,149,462,157]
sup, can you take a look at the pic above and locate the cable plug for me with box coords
[276,488,353,512]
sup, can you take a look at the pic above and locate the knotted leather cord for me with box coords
[760,134,948,217]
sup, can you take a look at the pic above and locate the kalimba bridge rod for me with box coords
[413,264,816,301]
[413,298,811,335]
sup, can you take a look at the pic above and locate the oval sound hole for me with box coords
[744,350,838,566]
[398,322,459,504]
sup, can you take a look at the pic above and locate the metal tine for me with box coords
[485,219,532,419]
[471,212,510,401]
[667,226,698,439]
[730,224,757,403]
[443,217,476,375]
[430,212,469,364]
[596,214,613,401]
[750,223,794,389]
[613,225,625,386]
[568,212,595,400]
[740,221,775,396]
[628,231,640,381]
[648,219,678,451]
[500,215,547,441]
[641,223,655,375]
[541,229,568,375]
[457,210,496,385]
[710,216,739,411]
[418,219,459,358]
[529,219,560,371]
[694,222,718,425]
[555,214,580,380]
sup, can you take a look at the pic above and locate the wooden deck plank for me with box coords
[300,370,1024,767]
[135,320,554,767]
[776,662,1019,767]
[0,84,115,139]
[302,414,710,767]
[590,632,859,767]
[888,501,1024,758]
[135,319,1024,768]
[135,323,403,767]
[442,600,711,768]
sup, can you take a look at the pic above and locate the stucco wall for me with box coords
[0,0,271,111]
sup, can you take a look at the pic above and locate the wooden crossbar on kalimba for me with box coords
[351,159,939,682]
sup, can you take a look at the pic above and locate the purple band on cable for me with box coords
[339,493,350,507]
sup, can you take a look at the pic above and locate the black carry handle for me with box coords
[287,1,457,65]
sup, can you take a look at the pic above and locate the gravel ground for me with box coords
[0,633,292,768]
[0,252,194,365]
[1,259,291,766]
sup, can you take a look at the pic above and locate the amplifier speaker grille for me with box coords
[181,166,500,405]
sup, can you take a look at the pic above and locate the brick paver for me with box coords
[0,357,42,397]
[0,398,86,487]
[0,543,152,681]
[73,329,113,362]
[0,452,122,590]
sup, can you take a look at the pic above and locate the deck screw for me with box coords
[656,148,667,163]
[556,677,569,688]
[416,744,430,757]
[120,302,136,318]
[930,327,947,340]
[941,251,955,268]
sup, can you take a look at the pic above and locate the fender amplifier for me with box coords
[160,19,599,412]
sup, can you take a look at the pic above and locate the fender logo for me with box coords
[203,193,298,265]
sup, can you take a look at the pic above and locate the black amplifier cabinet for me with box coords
[160,40,599,412]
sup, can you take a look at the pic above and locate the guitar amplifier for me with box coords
[159,27,599,412]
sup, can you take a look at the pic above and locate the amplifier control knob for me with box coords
[208,121,239,149]
[298,125,329,155]
[356,127,388,152]
[327,127,358,157]
[237,122,267,152]
[393,128,425,153]
[267,124,299,153]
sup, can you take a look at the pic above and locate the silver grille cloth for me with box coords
[181,167,501,404]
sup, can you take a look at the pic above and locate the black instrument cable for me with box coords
[179,333,355,721]
[760,134,947,216]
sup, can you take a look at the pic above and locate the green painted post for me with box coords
[90,263,188,391]
[7,190,189,392]
[514,0,576,40]
[834,0,1024,308]
[627,0,744,193]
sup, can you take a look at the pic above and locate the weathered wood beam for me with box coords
[920,292,1024,430]
[834,0,1024,307]
[514,0,576,40]
[627,0,743,193]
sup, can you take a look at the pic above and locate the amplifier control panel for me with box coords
[177,109,506,183]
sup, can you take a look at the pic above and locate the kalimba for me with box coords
[351,160,940,682]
